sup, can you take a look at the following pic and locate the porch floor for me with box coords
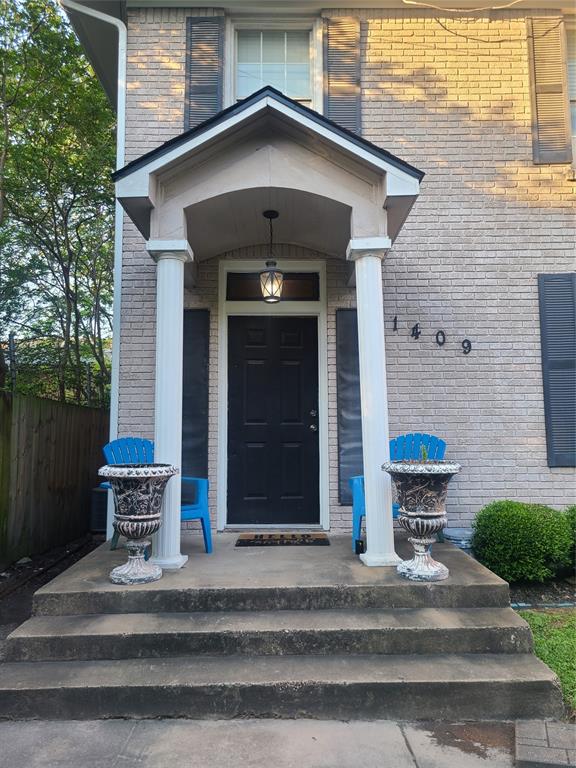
[31,533,507,613]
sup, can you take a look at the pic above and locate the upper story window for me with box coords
[236,30,311,103]
[225,20,322,111]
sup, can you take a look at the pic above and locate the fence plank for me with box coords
[0,394,12,556]
[0,394,109,569]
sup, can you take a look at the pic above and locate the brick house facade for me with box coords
[66,2,575,548]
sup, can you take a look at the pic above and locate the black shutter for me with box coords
[323,17,362,134]
[336,309,363,503]
[182,310,210,482]
[538,273,576,467]
[527,18,572,164]
[185,17,224,130]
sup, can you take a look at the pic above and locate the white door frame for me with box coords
[217,259,329,531]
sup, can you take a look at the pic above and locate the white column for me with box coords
[347,238,400,567]
[147,240,193,569]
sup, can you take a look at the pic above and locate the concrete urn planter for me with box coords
[382,460,461,582]
[98,463,178,585]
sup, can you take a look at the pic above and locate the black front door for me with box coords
[227,316,319,525]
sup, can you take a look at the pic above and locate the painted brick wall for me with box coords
[119,8,222,437]
[120,7,575,531]
[350,8,575,522]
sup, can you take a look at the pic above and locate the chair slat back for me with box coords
[349,475,365,502]
[103,437,155,465]
[389,432,446,462]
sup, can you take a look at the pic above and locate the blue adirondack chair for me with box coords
[102,437,213,554]
[349,432,446,551]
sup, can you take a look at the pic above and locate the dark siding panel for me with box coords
[538,273,576,467]
[336,309,363,504]
[323,17,361,134]
[182,310,210,480]
[527,18,572,164]
[185,17,224,130]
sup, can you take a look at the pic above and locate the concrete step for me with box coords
[0,653,563,721]
[33,581,511,616]
[31,538,512,616]
[5,607,532,661]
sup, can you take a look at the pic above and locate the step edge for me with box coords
[9,609,527,638]
[0,653,559,687]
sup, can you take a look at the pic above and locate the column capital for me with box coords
[346,237,392,262]
[146,239,193,264]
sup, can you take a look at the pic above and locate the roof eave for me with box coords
[63,1,125,108]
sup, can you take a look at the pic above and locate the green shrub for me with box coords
[564,505,576,548]
[472,500,572,583]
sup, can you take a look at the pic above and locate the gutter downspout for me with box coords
[60,0,126,539]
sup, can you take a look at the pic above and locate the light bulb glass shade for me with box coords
[259,261,284,303]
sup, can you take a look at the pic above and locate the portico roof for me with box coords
[114,87,424,255]
[114,86,423,184]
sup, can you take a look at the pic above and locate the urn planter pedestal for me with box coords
[98,463,178,585]
[382,460,461,582]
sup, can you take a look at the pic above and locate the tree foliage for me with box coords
[0,0,115,406]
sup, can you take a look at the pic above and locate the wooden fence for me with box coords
[0,393,109,569]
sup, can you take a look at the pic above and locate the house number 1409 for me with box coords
[395,318,473,355]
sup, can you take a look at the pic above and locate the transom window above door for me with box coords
[235,29,312,104]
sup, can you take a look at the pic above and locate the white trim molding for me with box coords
[217,259,329,532]
[346,237,392,258]
[146,240,194,263]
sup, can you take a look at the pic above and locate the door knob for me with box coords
[309,424,318,432]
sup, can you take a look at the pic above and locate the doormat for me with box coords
[235,533,330,547]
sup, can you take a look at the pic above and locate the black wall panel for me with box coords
[182,310,210,484]
[336,309,363,504]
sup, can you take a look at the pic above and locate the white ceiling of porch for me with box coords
[185,187,352,260]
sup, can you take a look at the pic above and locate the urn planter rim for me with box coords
[98,463,179,478]
[382,460,461,475]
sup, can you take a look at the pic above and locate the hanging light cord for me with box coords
[268,216,274,256]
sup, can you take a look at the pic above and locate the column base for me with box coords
[360,551,402,567]
[150,553,188,570]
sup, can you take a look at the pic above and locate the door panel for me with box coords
[227,316,319,525]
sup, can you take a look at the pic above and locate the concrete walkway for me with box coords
[0,719,515,768]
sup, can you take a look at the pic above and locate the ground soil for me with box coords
[0,535,103,658]
[509,575,575,607]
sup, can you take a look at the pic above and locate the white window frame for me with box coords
[223,17,323,112]
[217,259,329,532]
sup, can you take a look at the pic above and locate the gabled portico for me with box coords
[114,87,424,569]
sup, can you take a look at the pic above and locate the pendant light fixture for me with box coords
[259,210,283,303]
